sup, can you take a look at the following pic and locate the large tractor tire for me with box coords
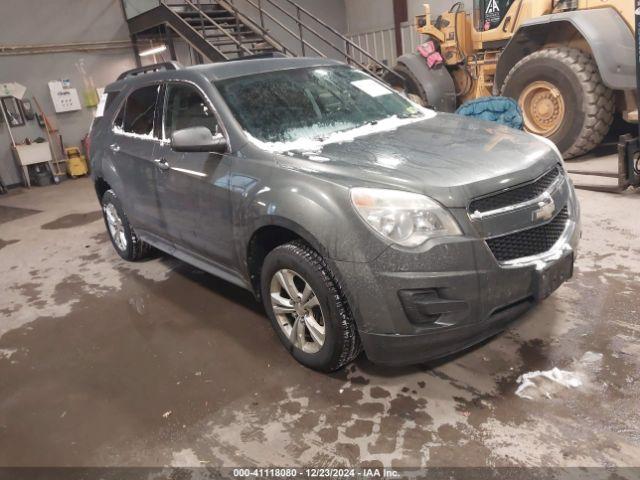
[392,62,428,106]
[501,47,614,159]
[389,53,457,112]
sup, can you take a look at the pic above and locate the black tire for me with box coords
[393,63,428,106]
[501,47,614,159]
[101,189,151,261]
[260,240,362,372]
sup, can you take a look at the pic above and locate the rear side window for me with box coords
[116,85,160,136]
[163,83,219,140]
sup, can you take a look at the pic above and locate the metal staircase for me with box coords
[123,0,399,81]
[169,2,273,58]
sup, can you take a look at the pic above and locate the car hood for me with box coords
[271,112,561,208]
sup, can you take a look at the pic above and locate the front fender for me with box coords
[231,157,389,266]
[496,8,635,91]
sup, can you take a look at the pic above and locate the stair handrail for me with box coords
[255,0,378,72]
[169,0,254,57]
[178,0,296,55]
[283,0,400,76]
[217,0,321,57]
[216,0,296,56]
[238,0,402,81]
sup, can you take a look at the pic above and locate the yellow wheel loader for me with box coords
[389,0,636,158]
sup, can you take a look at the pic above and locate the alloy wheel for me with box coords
[104,203,127,252]
[269,268,325,354]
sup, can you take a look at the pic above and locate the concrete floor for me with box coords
[1,152,639,469]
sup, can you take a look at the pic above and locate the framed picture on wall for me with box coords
[1,96,25,127]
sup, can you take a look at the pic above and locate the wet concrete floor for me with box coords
[0,157,639,468]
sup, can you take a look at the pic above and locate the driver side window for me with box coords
[163,83,219,140]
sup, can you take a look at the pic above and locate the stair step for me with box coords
[183,18,248,29]
[168,5,225,12]
[206,31,261,38]
[173,7,224,12]
[219,45,276,55]
[164,3,288,61]
[188,22,246,30]
[200,29,255,39]
[188,23,251,32]
[182,16,237,23]
[177,10,235,18]
[166,2,222,6]
[171,8,225,18]
[180,13,236,22]
[173,11,235,21]
[209,38,264,46]
[205,30,258,38]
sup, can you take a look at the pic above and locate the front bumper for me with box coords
[333,185,581,366]
[358,295,535,366]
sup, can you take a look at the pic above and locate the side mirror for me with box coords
[171,126,227,153]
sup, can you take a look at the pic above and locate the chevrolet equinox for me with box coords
[90,57,580,372]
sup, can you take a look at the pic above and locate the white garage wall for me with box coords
[344,1,472,67]
[346,0,471,34]
[346,0,394,32]
[0,0,138,186]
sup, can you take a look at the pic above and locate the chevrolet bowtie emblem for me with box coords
[532,192,555,222]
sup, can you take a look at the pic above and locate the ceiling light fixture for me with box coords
[139,45,167,57]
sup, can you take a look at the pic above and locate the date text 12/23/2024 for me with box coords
[232,468,400,478]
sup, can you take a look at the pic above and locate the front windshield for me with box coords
[214,66,424,145]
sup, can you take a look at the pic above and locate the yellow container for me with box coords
[65,147,88,177]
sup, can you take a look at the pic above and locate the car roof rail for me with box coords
[225,52,288,62]
[116,61,182,81]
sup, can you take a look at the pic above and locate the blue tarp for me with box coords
[455,96,524,130]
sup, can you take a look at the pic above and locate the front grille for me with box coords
[469,166,561,214]
[486,207,569,262]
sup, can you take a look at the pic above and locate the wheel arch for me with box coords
[245,219,329,299]
[94,177,111,202]
[496,9,635,93]
[234,158,390,303]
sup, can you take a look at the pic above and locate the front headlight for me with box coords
[350,188,462,247]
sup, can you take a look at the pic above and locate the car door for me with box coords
[110,83,166,238]
[154,81,235,268]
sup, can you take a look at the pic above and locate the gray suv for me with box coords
[90,57,580,372]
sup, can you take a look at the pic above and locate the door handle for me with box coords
[110,143,120,152]
[154,158,170,171]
